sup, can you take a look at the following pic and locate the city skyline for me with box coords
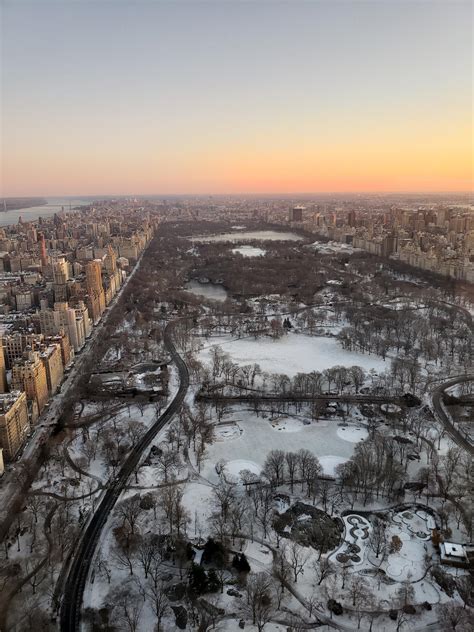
[2,0,472,197]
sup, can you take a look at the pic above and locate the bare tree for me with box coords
[135,533,161,579]
[348,575,369,608]
[397,578,415,609]
[455,575,473,609]
[368,516,387,561]
[312,556,335,586]
[251,485,274,539]
[127,419,146,444]
[287,540,310,583]
[263,449,286,487]
[159,484,189,536]
[156,443,181,483]
[244,572,275,632]
[26,494,43,524]
[212,478,237,524]
[110,586,143,632]
[144,578,169,631]
[437,602,471,631]
[272,544,292,606]
[285,451,298,493]
[116,495,143,538]
[112,532,138,576]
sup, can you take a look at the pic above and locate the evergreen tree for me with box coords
[207,569,220,593]
[189,563,208,596]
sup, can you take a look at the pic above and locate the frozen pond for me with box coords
[191,230,302,243]
[199,332,387,375]
[232,245,266,257]
[184,280,228,302]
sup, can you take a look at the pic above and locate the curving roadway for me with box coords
[60,319,189,631]
[430,373,474,456]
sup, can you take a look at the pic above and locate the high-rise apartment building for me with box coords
[39,302,90,354]
[0,345,7,392]
[38,232,47,267]
[53,302,85,352]
[44,332,74,369]
[0,391,29,461]
[40,343,63,395]
[85,260,106,323]
[73,300,92,340]
[289,206,304,222]
[39,308,62,337]
[104,245,117,274]
[53,258,69,302]
[11,351,49,415]
[2,332,43,369]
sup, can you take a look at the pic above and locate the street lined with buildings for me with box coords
[0,201,156,472]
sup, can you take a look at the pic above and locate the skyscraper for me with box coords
[289,206,304,222]
[85,260,106,323]
[53,258,69,302]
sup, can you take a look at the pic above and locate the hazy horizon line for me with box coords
[3,190,473,200]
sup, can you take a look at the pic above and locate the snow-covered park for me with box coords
[199,332,387,376]
[199,410,362,484]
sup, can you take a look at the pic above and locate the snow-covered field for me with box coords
[199,332,387,376]
[226,459,262,477]
[336,425,368,443]
[200,409,359,483]
[318,455,349,476]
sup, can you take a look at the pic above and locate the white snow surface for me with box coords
[199,332,387,376]
[191,230,302,243]
[201,409,356,484]
[318,455,349,476]
[231,245,266,257]
[185,280,228,302]
[225,459,262,478]
[269,416,306,432]
[336,425,368,443]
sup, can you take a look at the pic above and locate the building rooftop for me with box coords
[441,542,468,560]
[0,390,24,412]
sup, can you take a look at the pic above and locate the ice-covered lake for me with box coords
[191,230,302,243]
[199,332,387,375]
[232,245,266,257]
[184,280,228,302]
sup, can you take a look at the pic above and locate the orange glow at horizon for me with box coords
[3,121,472,197]
[2,0,472,198]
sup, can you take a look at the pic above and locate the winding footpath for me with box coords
[60,319,189,632]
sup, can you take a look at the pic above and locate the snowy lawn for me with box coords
[336,425,368,443]
[200,408,358,483]
[318,455,349,476]
[182,482,215,538]
[199,332,387,376]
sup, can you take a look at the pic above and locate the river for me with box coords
[0,197,96,226]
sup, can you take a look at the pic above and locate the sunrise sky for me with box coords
[1,0,472,197]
